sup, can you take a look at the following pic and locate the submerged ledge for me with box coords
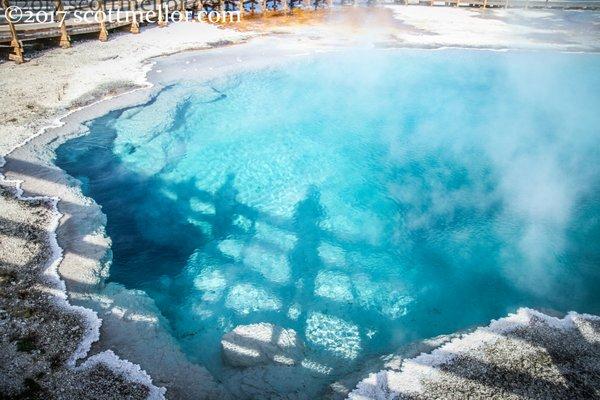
[1,8,600,399]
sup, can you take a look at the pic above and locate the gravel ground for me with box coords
[0,187,153,399]
[350,309,600,400]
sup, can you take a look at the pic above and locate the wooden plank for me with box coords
[2,0,25,62]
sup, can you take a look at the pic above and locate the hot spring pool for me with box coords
[56,49,600,394]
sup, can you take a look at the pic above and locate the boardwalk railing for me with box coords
[1,0,600,63]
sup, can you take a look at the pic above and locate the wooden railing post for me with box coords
[129,0,140,32]
[54,0,71,48]
[157,0,167,26]
[98,0,109,41]
[2,0,25,63]
[193,0,201,20]
[180,0,188,20]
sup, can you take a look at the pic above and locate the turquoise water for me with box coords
[56,49,600,392]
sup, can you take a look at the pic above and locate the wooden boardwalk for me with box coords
[0,0,195,44]
[2,0,600,63]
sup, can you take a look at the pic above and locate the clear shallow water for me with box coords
[57,49,600,392]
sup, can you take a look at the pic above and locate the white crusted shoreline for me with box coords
[2,6,600,399]
[349,308,600,399]
[0,156,166,398]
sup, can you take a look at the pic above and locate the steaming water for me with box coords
[56,49,600,394]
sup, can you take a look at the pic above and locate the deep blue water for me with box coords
[56,49,600,385]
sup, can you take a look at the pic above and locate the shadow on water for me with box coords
[2,83,600,398]
[287,186,324,309]
[45,103,386,376]
[3,137,600,399]
[51,110,208,286]
[213,173,258,240]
